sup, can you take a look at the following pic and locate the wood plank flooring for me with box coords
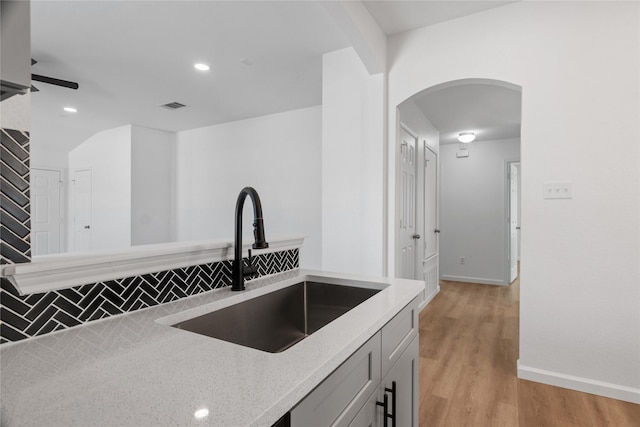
[418,276,640,426]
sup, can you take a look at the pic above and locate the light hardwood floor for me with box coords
[418,275,640,426]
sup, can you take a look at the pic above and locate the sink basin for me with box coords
[171,281,381,353]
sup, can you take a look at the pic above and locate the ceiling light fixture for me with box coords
[194,408,209,420]
[194,63,210,71]
[63,106,77,113]
[457,132,475,143]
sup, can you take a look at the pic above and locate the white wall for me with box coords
[174,106,322,269]
[0,91,29,131]
[131,125,175,246]
[387,1,640,402]
[30,145,68,171]
[68,124,131,251]
[397,100,439,153]
[322,47,384,276]
[439,138,520,285]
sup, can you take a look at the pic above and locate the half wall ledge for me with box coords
[0,236,305,295]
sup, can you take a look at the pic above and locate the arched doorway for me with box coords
[392,78,523,308]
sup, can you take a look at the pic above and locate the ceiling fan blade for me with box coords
[32,74,79,90]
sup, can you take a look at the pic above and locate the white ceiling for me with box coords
[362,0,518,35]
[29,1,520,155]
[411,83,522,145]
[30,1,349,153]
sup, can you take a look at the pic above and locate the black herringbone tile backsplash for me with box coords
[1,128,31,264]
[0,249,299,343]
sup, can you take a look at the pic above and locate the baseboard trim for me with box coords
[440,275,506,286]
[517,360,640,404]
[419,285,440,311]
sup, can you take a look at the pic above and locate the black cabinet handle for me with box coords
[376,393,390,427]
[384,381,397,427]
[377,381,397,427]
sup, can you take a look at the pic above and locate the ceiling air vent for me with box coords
[161,102,186,110]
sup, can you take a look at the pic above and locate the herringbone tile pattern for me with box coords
[0,249,299,343]
[1,128,31,265]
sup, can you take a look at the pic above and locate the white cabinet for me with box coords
[376,336,419,427]
[381,296,418,378]
[291,297,419,427]
[348,392,379,427]
[290,332,382,427]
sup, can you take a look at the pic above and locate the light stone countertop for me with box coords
[0,269,423,426]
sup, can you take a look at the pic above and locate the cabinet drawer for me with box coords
[291,332,381,427]
[381,297,418,377]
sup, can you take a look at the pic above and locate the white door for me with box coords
[423,145,438,260]
[509,162,519,282]
[73,169,92,251]
[397,126,417,280]
[421,144,439,303]
[31,169,61,255]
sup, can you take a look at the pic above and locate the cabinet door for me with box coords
[381,298,418,377]
[291,332,381,427]
[348,393,379,427]
[380,335,419,427]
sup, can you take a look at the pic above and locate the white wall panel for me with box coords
[439,138,520,285]
[387,1,640,401]
[131,125,175,246]
[175,106,322,270]
[68,125,131,251]
[321,48,384,276]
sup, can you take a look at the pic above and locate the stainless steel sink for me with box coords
[171,281,381,353]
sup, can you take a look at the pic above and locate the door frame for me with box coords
[504,159,521,284]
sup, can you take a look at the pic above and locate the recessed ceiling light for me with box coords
[194,63,210,71]
[63,107,77,113]
[194,408,209,420]
[457,132,475,143]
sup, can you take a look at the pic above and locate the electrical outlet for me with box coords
[459,257,465,265]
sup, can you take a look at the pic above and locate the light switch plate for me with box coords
[543,182,572,199]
